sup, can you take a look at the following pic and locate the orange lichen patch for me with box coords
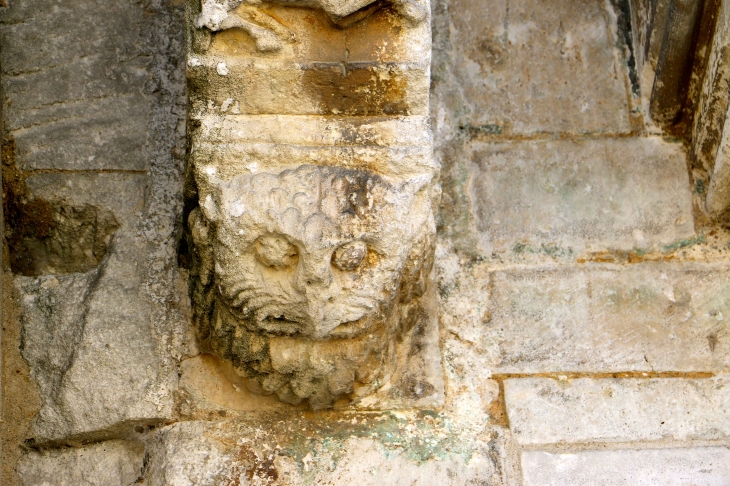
[485,380,509,428]
[345,5,406,62]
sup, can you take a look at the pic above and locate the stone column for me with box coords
[185,0,441,409]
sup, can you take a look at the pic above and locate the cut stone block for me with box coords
[0,0,154,171]
[187,58,430,116]
[484,262,730,373]
[17,440,145,486]
[145,418,503,485]
[522,448,730,486]
[447,0,632,135]
[504,375,730,445]
[10,94,150,171]
[17,173,180,443]
[467,137,695,252]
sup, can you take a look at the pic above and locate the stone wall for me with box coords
[1,0,729,485]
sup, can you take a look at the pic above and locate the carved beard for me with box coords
[209,295,399,409]
[189,165,434,409]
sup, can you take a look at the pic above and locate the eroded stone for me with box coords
[17,174,180,443]
[145,417,504,485]
[505,375,730,445]
[17,440,145,486]
[522,448,730,486]
[444,0,633,135]
[467,137,695,253]
[188,127,440,408]
[186,0,439,411]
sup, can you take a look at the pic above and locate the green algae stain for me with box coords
[270,410,476,483]
[662,234,706,253]
[511,242,574,259]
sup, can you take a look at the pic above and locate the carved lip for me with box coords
[257,314,374,339]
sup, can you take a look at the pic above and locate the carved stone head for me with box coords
[189,160,435,408]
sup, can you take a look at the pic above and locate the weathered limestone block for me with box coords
[0,0,153,171]
[439,260,730,374]
[17,440,145,486]
[144,417,504,485]
[16,174,181,443]
[1,0,188,451]
[185,0,440,410]
[504,375,730,445]
[436,0,633,136]
[466,137,695,253]
[522,448,730,486]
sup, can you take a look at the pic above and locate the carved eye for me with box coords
[332,241,367,271]
[255,234,298,268]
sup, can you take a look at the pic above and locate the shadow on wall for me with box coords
[2,138,119,276]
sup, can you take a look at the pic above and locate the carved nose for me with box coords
[296,257,334,290]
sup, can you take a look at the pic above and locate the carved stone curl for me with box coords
[195,0,427,52]
[189,161,435,409]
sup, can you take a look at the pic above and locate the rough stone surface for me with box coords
[434,0,633,136]
[505,375,730,445]
[1,0,188,453]
[17,440,145,486]
[5,0,730,482]
[438,256,730,374]
[0,0,153,170]
[466,137,695,253]
[16,174,181,443]
[145,418,505,485]
[522,447,730,486]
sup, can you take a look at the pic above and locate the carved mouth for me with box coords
[258,315,306,336]
[256,314,373,339]
[327,316,373,338]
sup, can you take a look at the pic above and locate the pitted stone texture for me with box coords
[444,0,632,135]
[17,440,145,486]
[522,448,730,486]
[505,376,730,445]
[486,262,730,373]
[467,138,694,253]
[17,174,179,443]
[0,0,154,170]
[197,0,427,30]
[145,417,504,485]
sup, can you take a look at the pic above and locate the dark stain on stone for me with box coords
[399,374,435,399]
[302,62,409,115]
[608,0,640,96]
[2,137,120,276]
[228,444,279,485]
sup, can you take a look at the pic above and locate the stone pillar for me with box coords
[185,0,441,410]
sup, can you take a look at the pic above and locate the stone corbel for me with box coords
[185,0,440,410]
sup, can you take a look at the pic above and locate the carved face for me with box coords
[191,164,434,408]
